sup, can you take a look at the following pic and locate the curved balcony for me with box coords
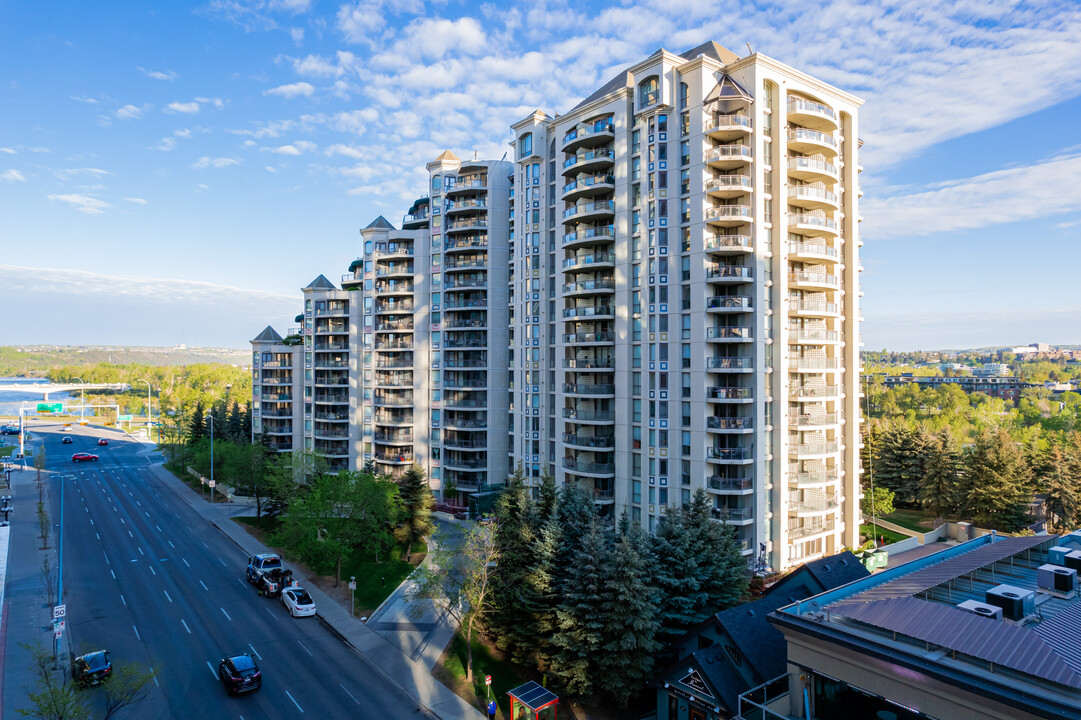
[444,275,487,291]
[787,185,838,211]
[446,177,488,196]
[787,156,838,183]
[445,258,488,273]
[788,271,839,291]
[706,326,752,343]
[313,409,349,422]
[443,417,488,431]
[402,211,429,230]
[374,338,413,351]
[788,496,840,517]
[792,412,841,428]
[562,224,615,249]
[706,357,754,372]
[375,301,414,315]
[374,431,413,444]
[788,242,839,263]
[562,173,615,202]
[374,451,414,465]
[562,408,615,423]
[562,330,615,345]
[787,128,837,156]
[443,374,488,390]
[788,357,840,372]
[341,271,362,288]
[706,234,752,254]
[373,247,414,260]
[445,235,488,252]
[313,373,348,387]
[373,393,413,407]
[789,329,841,345]
[444,318,488,331]
[563,356,615,370]
[562,382,615,397]
[374,411,412,426]
[443,436,487,450]
[563,200,615,225]
[706,446,753,464]
[705,204,753,228]
[561,457,615,477]
[444,394,488,409]
[374,375,412,389]
[789,214,838,238]
[313,322,348,335]
[706,386,753,402]
[562,148,615,176]
[375,264,413,279]
[563,304,614,320]
[706,416,754,433]
[789,385,840,400]
[789,441,840,460]
[705,113,752,141]
[706,144,752,170]
[707,476,754,494]
[375,358,413,369]
[788,470,840,489]
[562,252,615,271]
[705,175,752,199]
[444,335,488,350]
[444,295,487,310]
[443,456,488,471]
[562,278,615,296]
[787,98,838,131]
[706,295,752,313]
[446,217,488,234]
[706,265,753,283]
[562,433,615,450]
[790,300,840,319]
[561,120,614,153]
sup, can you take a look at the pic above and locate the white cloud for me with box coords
[195,96,226,109]
[290,27,304,44]
[124,197,149,205]
[70,95,99,104]
[325,144,365,159]
[54,167,112,181]
[264,81,314,98]
[191,156,241,169]
[863,152,1081,239]
[0,147,15,154]
[138,67,178,81]
[47,193,112,215]
[267,144,302,155]
[291,53,341,77]
[228,119,296,139]
[336,1,385,44]
[116,104,144,120]
[398,17,486,60]
[265,165,279,172]
[175,128,193,138]
[154,137,177,151]
[166,101,200,114]
[2,169,26,182]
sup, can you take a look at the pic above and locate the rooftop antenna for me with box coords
[500,151,507,161]
[746,42,753,55]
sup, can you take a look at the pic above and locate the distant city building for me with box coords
[873,373,1022,403]
[974,362,1010,377]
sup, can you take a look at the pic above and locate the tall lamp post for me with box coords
[207,414,215,503]
[70,377,85,422]
[136,379,153,438]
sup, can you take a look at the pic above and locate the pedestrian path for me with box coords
[147,461,483,720]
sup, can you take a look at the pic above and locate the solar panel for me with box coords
[509,681,558,710]
[836,536,1048,605]
[835,597,1081,688]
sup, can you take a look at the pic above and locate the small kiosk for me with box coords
[507,681,559,720]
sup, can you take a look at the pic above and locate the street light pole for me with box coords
[70,377,84,422]
[208,414,215,503]
[136,379,152,437]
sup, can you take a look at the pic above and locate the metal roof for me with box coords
[507,681,558,710]
[835,535,1048,605]
[1035,601,1081,674]
[834,597,1081,689]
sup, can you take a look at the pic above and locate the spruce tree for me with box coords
[919,429,960,518]
[687,489,747,612]
[227,401,243,442]
[961,428,1032,531]
[1043,444,1079,533]
[242,401,253,441]
[522,516,561,673]
[187,402,205,444]
[394,464,435,561]
[651,504,701,647]
[538,471,558,522]
[489,465,533,656]
[551,518,607,696]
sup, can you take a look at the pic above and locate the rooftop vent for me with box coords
[1048,546,1073,566]
[1038,564,1077,593]
[956,599,1003,621]
[1065,550,1081,572]
[985,584,1035,621]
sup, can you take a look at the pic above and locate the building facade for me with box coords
[251,41,863,571]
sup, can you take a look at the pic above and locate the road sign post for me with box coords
[53,605,66,620]
[349,577,356,616]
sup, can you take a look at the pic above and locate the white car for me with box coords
[281,587,316,617]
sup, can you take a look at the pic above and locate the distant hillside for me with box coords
[0,345,249,376]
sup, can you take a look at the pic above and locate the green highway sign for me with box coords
[37,403,63,413]
[119,414,134,422]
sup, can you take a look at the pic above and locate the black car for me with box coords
[72,650,112,688]
[218,653,261,694]
[62,436,73,444]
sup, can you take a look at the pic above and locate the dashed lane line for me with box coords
[297,640,313,657]
[221,607,231,621]
[164,590,172,603]
[181,619,191,634]
[285,690,304,713]
[248,644,262,660]
[339,684,360,705]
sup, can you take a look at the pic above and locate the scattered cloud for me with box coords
[2,169,26,182]
[155,137,177,151]
[290,27,304,44]
[47,193,112,214]
[191,156,241,169]
[264,81,314,98]
[124,197,149,205]
[265,165,278,172]
[166,101,200,114]
[54,167,112,181]
[116,104,145,120]
[70,95,99,104]
[195,96,226,109]
[138,67,178,81]
[175,128,193,138]
[228,119,296,139]
[205,0,313,32]
[0,147,15,154]
[264,140,317,155]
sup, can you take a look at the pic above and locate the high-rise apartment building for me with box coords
[251,41,862,572]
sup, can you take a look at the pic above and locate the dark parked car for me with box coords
[72,650,112,688]
[218,653,261,694]
[62,436,73,444]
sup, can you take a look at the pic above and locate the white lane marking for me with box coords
[265,607,275,618]
[221,607,231,621]
[120,593,125,605]
[133,625,141,640]
[199,580,208,591]
[137,546,144,556]
[152,671,159,687]
[112,506,117,512]
[164,590,173,603]
[238,578,246,588]
[128,531,133,538]
[136,500,141,506]
[339,684,360,705]
[168,540,175,549]
[96,533,100,540]
[297,640,313,657]
[181,619,191,634]
[85,508,89,513]
[218,558,226,568]
[112,570,117,580]
[145,511,150,518]
[182,558,190,568]
[89,518,93,525]
[156,525,162,532]
[285,690,303,713]
[248,644,262,660]
[104,552,110,566]
[149,565,156,576]
[206,660,216,679]
[201,541,209,549]
[120,517,125,524]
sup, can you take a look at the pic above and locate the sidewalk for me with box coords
[147,461,484,720]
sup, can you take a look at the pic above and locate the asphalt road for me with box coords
[15,422,420,719]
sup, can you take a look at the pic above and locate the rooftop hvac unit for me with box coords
[1038,564,1077,593]
[956,599,1003,621]
[1048,546,1073,566]
[1065,550,1081,572]
[1063,531,1081,545]
[985,584,1035,621]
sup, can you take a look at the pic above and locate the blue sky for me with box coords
[2,0,1079,350]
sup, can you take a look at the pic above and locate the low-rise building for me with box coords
[874,373,1022,403]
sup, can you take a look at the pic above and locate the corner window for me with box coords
[639,76,659,107]
[518,133,533,159]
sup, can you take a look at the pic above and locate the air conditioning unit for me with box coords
[956,599,1003,621]
[1038,564,1077,593]
[1048,546,1073,566]
[1065,550,1081,572]
[985,584,1035,621]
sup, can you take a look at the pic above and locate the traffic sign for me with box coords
[485,675,492,686]
[37,403,63,413]
[54,628,63,639]
[53,605,66,619]
[348,580,356,590]
[119,414,134,422]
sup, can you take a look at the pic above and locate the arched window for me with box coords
[639,76,659,107]
[518,132,533,159]
[364,240,373,256]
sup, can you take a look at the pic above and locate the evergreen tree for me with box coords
[394,464,435,561]
[227,401,243,442]
[537,471,558,522]
[242,401,253,441]
[651,504,701,647]
[687,490,747,612]
[1043,444,1079,533]
[489,465,533,657]
[960,429,1032,531]
[594,515,661,704]
[187,402,205,444]
[550,518,608,696]
[874,425,931,504]
[919,430,960,518]
[520,515,560,673]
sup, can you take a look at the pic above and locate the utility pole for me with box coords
[208,414,215,503]
[137,379,153,437]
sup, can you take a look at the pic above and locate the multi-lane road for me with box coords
[5,422,422,718]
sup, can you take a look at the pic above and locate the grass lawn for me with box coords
[435,631,532,718]
[0,446,13,458]
[860,523,908,546]
[882,508,936,533]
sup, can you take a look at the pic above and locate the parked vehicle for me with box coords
[72,650,112,688]
[281,587,316,617]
